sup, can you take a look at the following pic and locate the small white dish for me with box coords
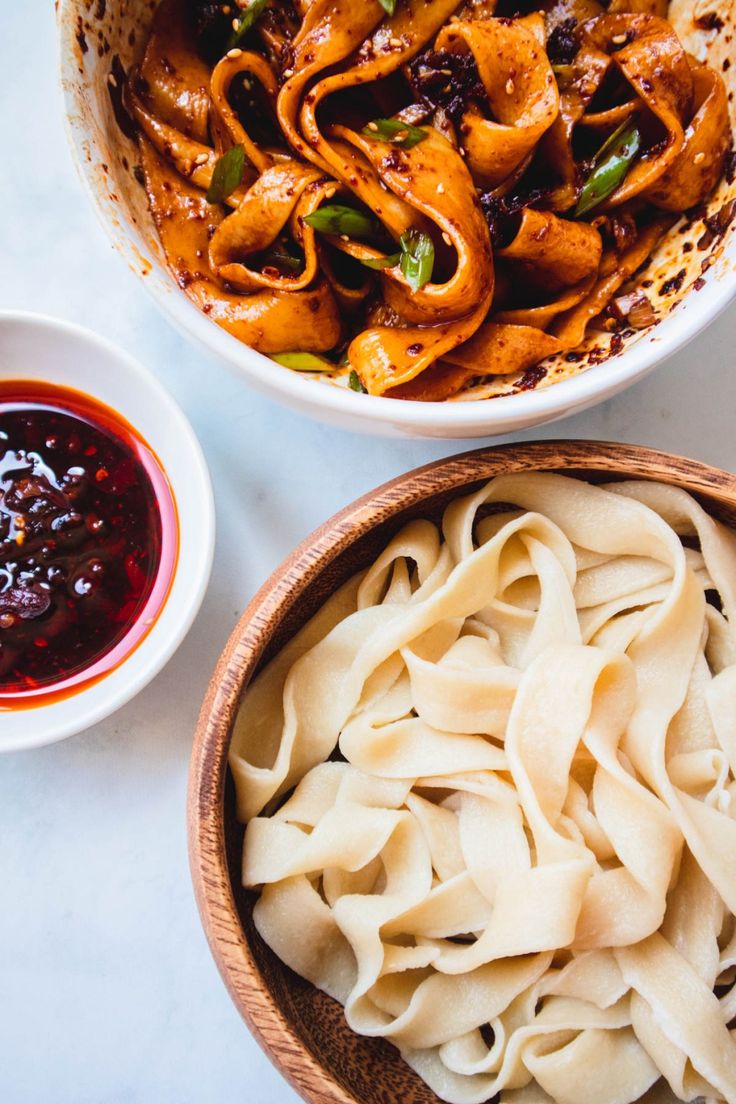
[0,311,215,752]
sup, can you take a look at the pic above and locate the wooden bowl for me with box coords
[188,440,736,1104]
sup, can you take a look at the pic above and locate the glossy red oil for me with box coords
[0,380,178,709]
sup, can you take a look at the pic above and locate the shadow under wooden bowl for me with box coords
[188,440,736,1104]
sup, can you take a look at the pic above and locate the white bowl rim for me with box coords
[57,0,736,437]
[0,309,216,752]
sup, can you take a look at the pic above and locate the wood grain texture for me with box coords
[188,440,736,1104]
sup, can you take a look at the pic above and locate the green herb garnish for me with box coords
[377,0,397,14]
[575,120,642,217]
[228,0,269,50]
[272,352,335,372]
[304,204,380,239]
[399,230,435,291]
[362,118,428,150]
[348,369,367,392]
[206,145,246,204]
[360,251,401,270]
[261,242,303,273]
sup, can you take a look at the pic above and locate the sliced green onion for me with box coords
[378,0,397,14]
[362,118,428,150]
[228,0,269,50]
[304,204,380,239]
[359,233,435,287]
[272,352,335,372]
[399,230,435,292]
[348,369,367,392]
[594,116,638,163]
[206,145,246,204]
[360,251,401,270]
[261,243,303,273]
[575,120,642,217]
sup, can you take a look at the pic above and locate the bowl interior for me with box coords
[59,0,736,437]
[192,442,736,1104]
[0,312,214,750]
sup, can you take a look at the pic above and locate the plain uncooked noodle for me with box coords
[231,473,736,1104]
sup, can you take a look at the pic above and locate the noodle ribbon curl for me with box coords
[234,474,736,1104]
[129,0,732,400]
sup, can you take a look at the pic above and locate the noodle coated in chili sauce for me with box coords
[0,381,177,704]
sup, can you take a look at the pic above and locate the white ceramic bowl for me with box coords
[58,1,736,439]
[0,312,214,751]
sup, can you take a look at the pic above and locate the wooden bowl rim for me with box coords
[188,439,736,1104]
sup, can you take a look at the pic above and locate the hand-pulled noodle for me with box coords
[127,0,732,401]
[232,473,736,1104]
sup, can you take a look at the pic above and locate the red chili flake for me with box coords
[515,365,548,391]
[659,269,686,296]
[726,148,736,184]
[124,553,147,593]
[695,12,724,30]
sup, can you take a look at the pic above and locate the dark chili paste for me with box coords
[0,381,177,705]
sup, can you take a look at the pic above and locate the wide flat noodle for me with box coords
[234,474,736,1103]
[129,0,732,400]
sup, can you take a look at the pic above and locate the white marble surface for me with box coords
[1,4,735,1103]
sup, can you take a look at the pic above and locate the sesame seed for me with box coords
[227,47,243,58]
[693,151,705,164]
[437,183,445,194]
[232,17,239,30]
[442,231,452,246]
[389,37,402,48]
[367,121,379,131]
[107,73,117,87]
[611,32,628,44]
[194,152,209,165]
[505,78,515,95]
[283,68,294,79]
[340,234,350,242]
[325,187,337,199]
